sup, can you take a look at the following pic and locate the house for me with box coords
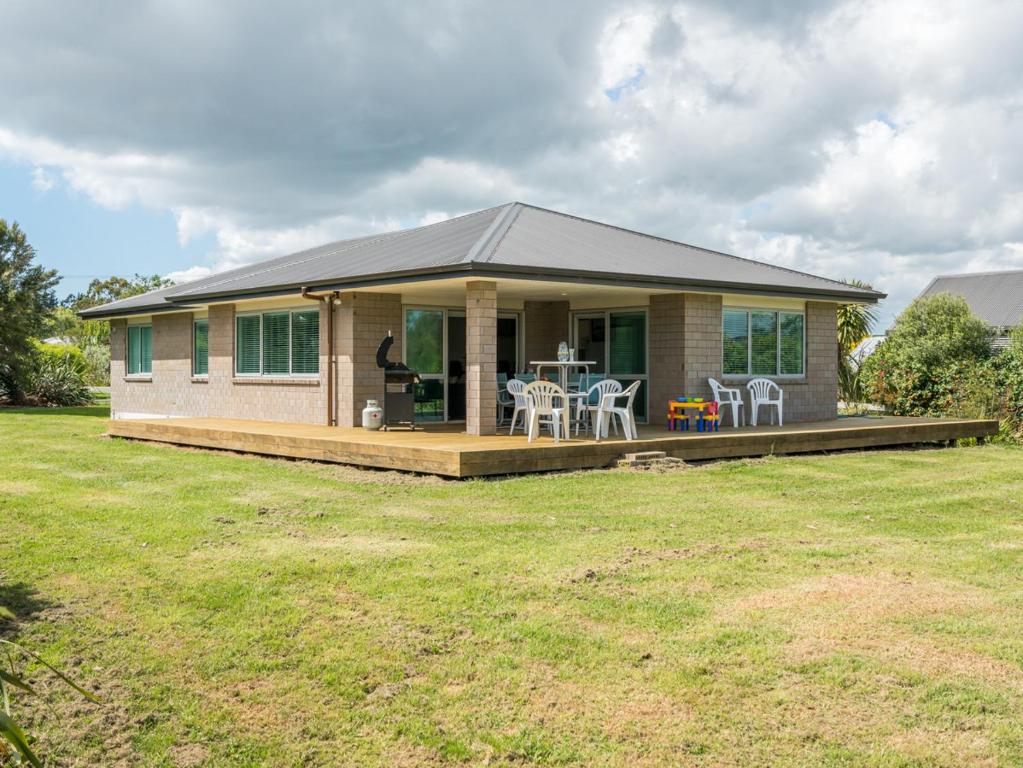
[918,269,1023,349]
[80,202,883,434]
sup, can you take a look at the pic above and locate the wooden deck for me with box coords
[108,415,999,478]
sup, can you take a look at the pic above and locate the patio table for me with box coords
[529,360,596,388]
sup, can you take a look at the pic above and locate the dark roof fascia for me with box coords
[462,262,885,303]
[78,303,202,320]
[164,263,480,303]
[167,262,882,305]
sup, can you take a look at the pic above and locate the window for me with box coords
[193,319,209,376]
[405,309,444,375]
[291,311,320,374]
[126,324,152,375]
[234,309,319,376]
[573,309,649,420]
[722,308,805,377]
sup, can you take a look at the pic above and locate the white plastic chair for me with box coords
[576,379,622,435]
[524,380,570,443]
[595,380,641,441]
[747,378,783,426]
[506,379,529,435]
[708,377,745,427]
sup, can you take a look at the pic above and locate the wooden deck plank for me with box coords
[107,416,999,477]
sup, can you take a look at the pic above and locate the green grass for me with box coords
[2,406,1023,767]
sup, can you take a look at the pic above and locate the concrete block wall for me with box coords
[777,301,838,422]
[523,300,569,366]
[110,314,210,418]
[648,294,685,427]
[682,293,724,405]
[465,281,498,435]
[110,301,329,425]
[336,292,402,427]
[206,302,328,425]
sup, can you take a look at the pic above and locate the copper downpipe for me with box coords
[301,287,340,426]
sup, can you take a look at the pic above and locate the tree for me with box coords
[836,279,878,404]
[861,293,994,416]
[56,274,174,386]
[62,274,173,312]
[0,221,59,403]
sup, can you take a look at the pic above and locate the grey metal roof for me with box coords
[81,202,883,318]
[919,270,1023,329]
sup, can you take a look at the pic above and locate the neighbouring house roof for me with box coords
[918,269,1023,331]
[81,202,884,319]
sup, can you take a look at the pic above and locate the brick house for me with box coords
[81,202,883,435]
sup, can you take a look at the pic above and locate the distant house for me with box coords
[80,202,882,430]
[918,269,1023,349]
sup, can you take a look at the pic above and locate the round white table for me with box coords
[529,360,597,386]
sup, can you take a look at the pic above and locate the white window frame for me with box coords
[125,322,153,378]
[570,307,650,423]
[234,307,319,378]
[722,306,806,379]
[192,317,209,378]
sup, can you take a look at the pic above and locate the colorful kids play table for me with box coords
[667,399,719,432]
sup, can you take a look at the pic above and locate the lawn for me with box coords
[2,406,1023,767]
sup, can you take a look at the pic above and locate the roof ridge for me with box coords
[509,202,880,296]
[931,268,1023,279]
[169,204,508,298]
[463,202,522,263]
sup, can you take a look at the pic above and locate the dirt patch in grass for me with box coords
[189,531,429,564]
[726,572,1023,692]
[10,603,139,767]
[169,743,212,767]
[0,479,41,495]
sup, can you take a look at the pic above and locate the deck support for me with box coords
[466,280,498,436]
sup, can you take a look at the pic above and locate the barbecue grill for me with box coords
[376,332,420,430]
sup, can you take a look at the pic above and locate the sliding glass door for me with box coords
[404,307,520,422]
[573,309,648,420]
[405,309,445,422]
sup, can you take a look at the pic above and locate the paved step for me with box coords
[617,451,667,467]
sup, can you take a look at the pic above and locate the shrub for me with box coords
[82,342,111,386]
[862,294,994,415]
[28,348,92,407]
[35,341,87,374]
[862,294,1023,442]
[992,326,1023,439]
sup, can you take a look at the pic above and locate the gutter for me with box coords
[301,287,340,427]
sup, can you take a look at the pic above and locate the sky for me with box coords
[2,0,1022,328]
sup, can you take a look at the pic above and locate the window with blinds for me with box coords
[722,308,804,377]
[290,310,319,374]
[780,313,804,375]
[262,312,290,375]
[751,311,778,376]
[723,309,749,375]
[193,319,209,376]
[235,309,319,376]
[126,324,153,375]
[235,315,261,374]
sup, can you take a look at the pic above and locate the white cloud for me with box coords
[164,265,213,284]
[2,0,1023,329]
[30,166,55,193]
